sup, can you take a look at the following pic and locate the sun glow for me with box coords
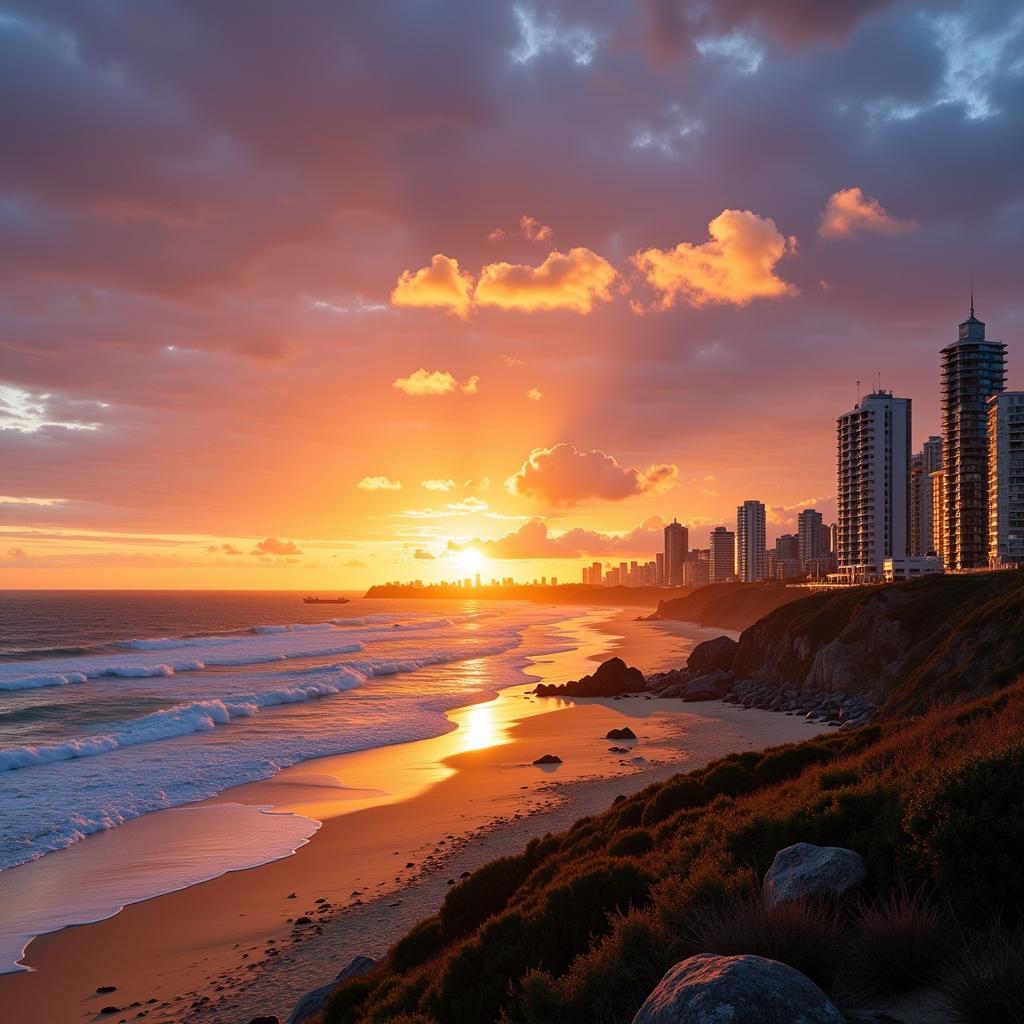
[454,547,486,578]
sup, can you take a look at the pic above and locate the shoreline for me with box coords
[0,608,802,1024]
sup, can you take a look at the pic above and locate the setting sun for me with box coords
[453,547,486,579]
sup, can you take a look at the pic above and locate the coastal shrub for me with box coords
[844,887,953,996]
[686,893,846,993]
[818,768,859,791]
[613,799,646,829]
[939,927,1024,1024]
[754,743,831,785]
[641,778,711,825]
[702,761,756,797]
[548,908,678,1024]
[608,827,655,857]
[439,852,536,938]
[389,916,444,973]
[904,742,1024,911]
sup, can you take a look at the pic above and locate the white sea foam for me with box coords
[0,672,364,772]
[0,672,88,691]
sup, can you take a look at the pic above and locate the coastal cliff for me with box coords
[648,583,811,631]
[728,570,1024,716]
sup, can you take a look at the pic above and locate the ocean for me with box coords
[0,591,579,874]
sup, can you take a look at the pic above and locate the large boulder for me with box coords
[763,842,867,908]
[682,670,733,701]
[533,657,646,698]
[288,955,377,1024]
[686,635,739,674]
[632,953,844,1024]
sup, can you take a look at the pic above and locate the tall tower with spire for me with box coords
[941,297,1007,569]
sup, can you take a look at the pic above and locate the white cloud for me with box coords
[357,476,403,491]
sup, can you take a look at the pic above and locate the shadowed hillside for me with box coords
[649,582,813,631]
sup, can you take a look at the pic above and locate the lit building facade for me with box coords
[709,526,736,583]
[988,391,1024,568]
[664,519,688,586]
[836,390,912,582]
[941,306,1007,569]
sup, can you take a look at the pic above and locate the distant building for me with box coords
[683,549,710,585]
[736,501,767,582]
[590,561,602,586]
[882,556,944,582]
[776,533,799,562]
[655,552,665,585]
[709,526,736,583]
[836,390,911,583]
[910,436,942,556]
[942,303,1007,569]
[664,519,688,586]
[796,509,825,569]
[988,391,1024,568]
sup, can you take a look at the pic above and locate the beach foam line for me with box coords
[0,672,88,692]
[0,671,365,772]
[0,802,320,974]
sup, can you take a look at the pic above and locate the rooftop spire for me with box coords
[970,276,974,318]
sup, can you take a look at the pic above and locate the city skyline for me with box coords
[3,3,1023,589]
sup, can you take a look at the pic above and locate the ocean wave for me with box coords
[0,671,88,691]
[0,671,365,772]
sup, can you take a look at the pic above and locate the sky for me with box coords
[1,0,1023,590]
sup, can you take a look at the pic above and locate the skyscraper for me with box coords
[942,302,1007,569]
[736,501,766,582]
[664,518,688,586]
[836,390,912,582]
[987,391,1024,568]
[709,526,736,583]
[796,508,824,569]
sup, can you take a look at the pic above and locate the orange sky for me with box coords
[2,2,1021,589]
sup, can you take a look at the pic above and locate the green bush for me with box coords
[389,916,443,972]
[702,761,757,797]
[754,744,830,785]
[608,828,655,858]
[904,743,1024,911]
[641,778,711,825]
[439,852,536,938]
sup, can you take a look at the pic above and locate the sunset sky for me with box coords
[2,0,1023,589]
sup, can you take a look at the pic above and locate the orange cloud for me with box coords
[474,248,616,314]
[390,254,474,317]
[251,537,302,556]
[392,369,479,396]
[633,209,798,308]
[488,214,553,243]
[819,187,918,239]
[505,443,678,505]
[357,475,402,490]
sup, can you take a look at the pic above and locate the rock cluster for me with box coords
[288,956,376,1024]
[533,656,646,698]
[722,679,877,728]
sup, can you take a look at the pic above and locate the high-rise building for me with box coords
[910,435,943,556]
[709,526,736,583]
[590,561,602,586]
[942,303,1007,569]
[988,392,1024,568]
[664,519,688,586]
[836,390,912,582]
[655,552,665,585]
[796,509,824,569]
[736,501,767,582]
[776,533,799,562]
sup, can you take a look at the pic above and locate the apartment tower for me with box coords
[988,391,1024,567]
[941,302,1007,569]
[708,526,736,583]
[663,519,688,586]
[736,501,767,582]
[836,390,912,582]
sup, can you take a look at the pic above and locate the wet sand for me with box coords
[0,609,819,1024]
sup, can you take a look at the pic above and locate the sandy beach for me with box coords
[0,608,828,1024]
